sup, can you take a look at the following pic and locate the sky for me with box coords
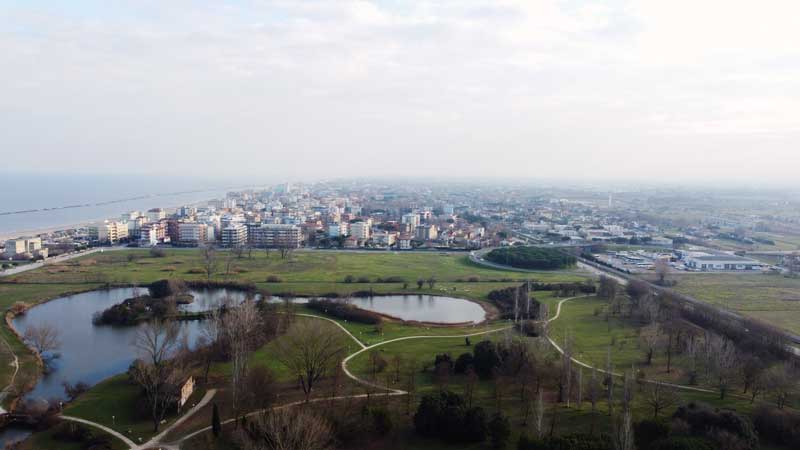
[2,0,800,183]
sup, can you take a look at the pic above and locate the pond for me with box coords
[272,295,486,324]
[12,288,485,402]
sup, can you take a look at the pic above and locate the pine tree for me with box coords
[212,403,222,438]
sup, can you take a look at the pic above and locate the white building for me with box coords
[4,237,47,258]
[221,224,248,248]
[401,213,420,231]
[88,221,129,244]
[398,236,413,250]
[328,222,349,238]
[685,254,765,271]
[372,231,397,247]
[177,222,207,246]
[349,221,371,240]
[249,224,302,248]
[146,208,166,222]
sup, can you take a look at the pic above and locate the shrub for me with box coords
[648,437,716,450]
[266,275,283,283]
[473,340,500,378]
[672,402,757,450]
[413,391,486,443]
[517,433,613,450]
[468,276,480,282]
[376,276,406,283]
[752,405,800,447]
[9,301,29,316]
[149,247,166,258]
[462,406,488,442]
[357,276,371,283]
[371,408,393,435]
[488,413,510,449]
[434,353,453,372]
[149,279,186,298]
[520,320,542,336]
[454,353,474,374]
[344,275,355,283]
[306,299,382,325]
[634,419,670,450]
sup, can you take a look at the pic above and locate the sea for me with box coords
[0,173,254,239]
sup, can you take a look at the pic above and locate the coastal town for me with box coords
[2,181,791,276]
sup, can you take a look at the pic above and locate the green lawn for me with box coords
[64,373,205,443]
[19,424,129,450]
[5,250,587,286]
[671,272,800,335]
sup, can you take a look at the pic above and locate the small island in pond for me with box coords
[93,279,194,325]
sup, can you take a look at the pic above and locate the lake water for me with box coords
[273,295,486,324]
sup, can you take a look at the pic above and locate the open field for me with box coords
[671,272,800,335]
[3,249,586,286]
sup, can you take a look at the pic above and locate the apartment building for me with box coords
[139,221,166,246]
[401,213,420,231]
[415,224,438,241]
[177,222,207,246]
[221,224,248,248]
[249,224,302,248]
[328,222,349,238]
[349,221,371,240]
[4,237,47,258]
[88,221,129,244]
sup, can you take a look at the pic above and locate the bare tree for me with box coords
[707,334,737,399]
[23,323,61,357]
[130,319,183,432]
[597,275,619,302]
[237,408,333,450]
[199,298,230,383]
[427,276,437,289]
[202,245,218,281]
[278,243,294,260]
[224,252,237,277]
[654,259,671,286]
[639,323,661,365]
[277,320,345,402]
[533,389,544,438]
[766,362,797,409]
[589,367,599,434]
[405,360,418,416]
[614,409,635,450]
[644,382,678,419]
[222,299,261,418]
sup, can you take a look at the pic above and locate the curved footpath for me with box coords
[62,297,719,450]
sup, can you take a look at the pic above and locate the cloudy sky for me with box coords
[2,0,800,183]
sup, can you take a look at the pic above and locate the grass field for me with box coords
[4,249,586,286]
[671,272,800,335]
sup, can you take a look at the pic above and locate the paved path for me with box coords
[0,246,126,278]
[141,388,217,449]
[545,295,716,394]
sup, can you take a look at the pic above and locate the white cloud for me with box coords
[1,0,799,181]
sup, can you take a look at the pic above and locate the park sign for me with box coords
[179,376,195,410]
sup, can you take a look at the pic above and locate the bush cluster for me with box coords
[485,247,576,270]
[414,391,488,443]
[306,299,383,325]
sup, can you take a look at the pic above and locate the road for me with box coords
[0,246,127,278]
